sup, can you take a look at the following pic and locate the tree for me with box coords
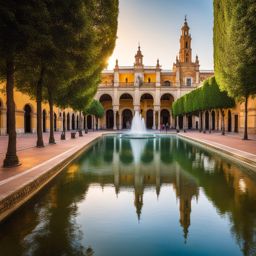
[214,0,256,139]
[85,100,104,130]
[172,77,235,134]
[0,1,40,167]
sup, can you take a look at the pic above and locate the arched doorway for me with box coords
[43,109,46,132]
[122,109,133,129]
[76,115,79,130]
[24,104,32,133]
[63,112,66,131]
[106,109,114,129]
[120,93,133,110]
[54,113,57,131]
[87,115,92,129]
[67,113,70,130]
[146,110,153,129]
[228,110,232,132]
[140,94,154,126]
[212,111,215,130]
[205,111,209,130]
[161,109,170,126]
[72,113,75,130]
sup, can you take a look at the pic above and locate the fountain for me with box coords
[120,111,156,139]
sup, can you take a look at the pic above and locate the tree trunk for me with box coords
[221,109,225,135]
[36,67,45,147]
[243,96,248,140]
[48,87,55,144]
[3,59,20,167]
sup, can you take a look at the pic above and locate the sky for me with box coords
[107,0,213,70]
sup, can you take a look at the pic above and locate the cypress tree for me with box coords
[214,0,256,139]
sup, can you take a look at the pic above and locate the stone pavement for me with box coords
[0,131,105,180]
[178,131,256,169]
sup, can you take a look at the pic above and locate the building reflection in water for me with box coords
[79,136,256,253]
[1,135,256,256]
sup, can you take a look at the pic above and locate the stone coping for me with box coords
[178,133,256,171]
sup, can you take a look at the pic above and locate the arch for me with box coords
[63,112,66,131]
[99,94,112,103]
[43,109,47,132]
[122,109,133,129]
[76,115,79,130]
[106,109,114,129]
[87,115,92,129]
[24,104,32,133]
[161,109,170,126]
[161,93,175,110]
[140,93,154,101]
[54,112,57,131]
[72,113,75,130]
[228,110,232,132]
[160,93,174,101]
[67,113,70,130]
[119,93,133,113]
[211,111,216,131]
[205,111,209,130]
[146,109,153,129]
[120,93,133,100]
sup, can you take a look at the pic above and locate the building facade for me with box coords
[0,19,255,135]
[95,19,213,130]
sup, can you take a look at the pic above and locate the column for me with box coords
[209,111,212,133]
[202,111,206,133]
[183,115,187,132]
[176,116,179,131]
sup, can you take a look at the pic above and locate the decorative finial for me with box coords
[138,41,140,51]
[185,15,187,22]
[157,58,159,66]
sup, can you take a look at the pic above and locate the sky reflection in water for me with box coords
[0,135,256,256]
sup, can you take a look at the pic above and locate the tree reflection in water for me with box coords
[0,135,255,256]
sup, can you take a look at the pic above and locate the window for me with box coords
[164,81,171,87]
[185,42,188,49]
[125,77,128,83]
[148,78,151,83]
[186,78,192,86]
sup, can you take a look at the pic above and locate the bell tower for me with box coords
[179,16,192,63]
[134,44,144,68]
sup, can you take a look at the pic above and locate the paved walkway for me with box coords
[178,131,256,168]
[0,131,106,180]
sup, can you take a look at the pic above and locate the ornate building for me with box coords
[94,19,213,130]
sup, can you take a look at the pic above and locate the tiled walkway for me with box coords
[0,131,105,182]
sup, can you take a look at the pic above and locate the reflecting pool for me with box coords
[0,135,256,256]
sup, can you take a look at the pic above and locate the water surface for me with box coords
[0,135,256,256]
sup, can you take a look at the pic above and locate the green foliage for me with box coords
[85,100,104,118]
[172,77,235,116]
[214,0,256,100]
